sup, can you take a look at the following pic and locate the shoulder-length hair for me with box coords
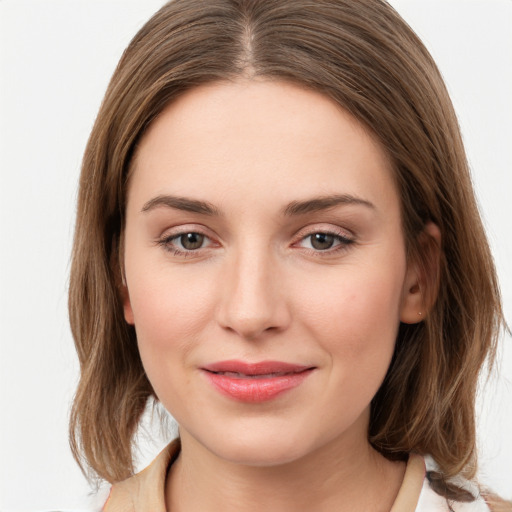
[69,0,504,489]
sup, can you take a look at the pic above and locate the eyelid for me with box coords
[157,223,215,240]
[293,223,355,242]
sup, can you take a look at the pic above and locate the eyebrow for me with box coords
[141,195,221,216]
[141,193,375,216]
[282,194,375,216]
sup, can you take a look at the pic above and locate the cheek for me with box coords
[125,261,219,368]
[294,260,405,363]
[126,269,221,414]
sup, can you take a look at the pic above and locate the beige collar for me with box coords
[103,440,425,512]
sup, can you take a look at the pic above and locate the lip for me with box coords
[201,360,315,403]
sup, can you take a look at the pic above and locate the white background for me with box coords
[0,0,511,510]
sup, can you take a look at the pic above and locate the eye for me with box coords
[158,230,213,254]
[297,231,354,252]
[177,232,206,250]
[309,233,337,250]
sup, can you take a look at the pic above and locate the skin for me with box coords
[122,80,431,511]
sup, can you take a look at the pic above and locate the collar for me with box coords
[103,441,425,512]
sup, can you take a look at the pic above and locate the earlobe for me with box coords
[400,268,424,324]
[400,222,441,324]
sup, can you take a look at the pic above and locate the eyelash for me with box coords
[156,228,355,258]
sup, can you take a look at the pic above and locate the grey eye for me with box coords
[310,233,335,250]
[179,233,205,250]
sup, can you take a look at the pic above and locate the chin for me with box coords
[215,439,308,467]
[192,421,322,468]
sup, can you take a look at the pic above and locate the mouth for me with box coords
[208,371,302,379]
[201,360,315,402]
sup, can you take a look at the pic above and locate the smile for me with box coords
[201,360,315,402]
[211,371,297,379]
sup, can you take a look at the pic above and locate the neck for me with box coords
[165,416,406,512]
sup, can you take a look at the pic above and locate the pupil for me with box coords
[311,233,334,250]
[181,233,204,250]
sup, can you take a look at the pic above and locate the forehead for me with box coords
[129,79,398,215]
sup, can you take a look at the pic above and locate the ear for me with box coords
[113,231,135,325]
[400,222,441,324]
[121,276,135,325]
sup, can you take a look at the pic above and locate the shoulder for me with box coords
[416,456,495,512]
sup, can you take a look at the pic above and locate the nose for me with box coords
[216,246,291,340]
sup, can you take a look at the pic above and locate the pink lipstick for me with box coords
[201,360,314,402]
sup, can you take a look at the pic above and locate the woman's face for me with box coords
[123,80,422,465]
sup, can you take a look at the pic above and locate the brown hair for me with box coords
[69,0,505,495]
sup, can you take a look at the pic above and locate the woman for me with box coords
[68,0,509,510]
